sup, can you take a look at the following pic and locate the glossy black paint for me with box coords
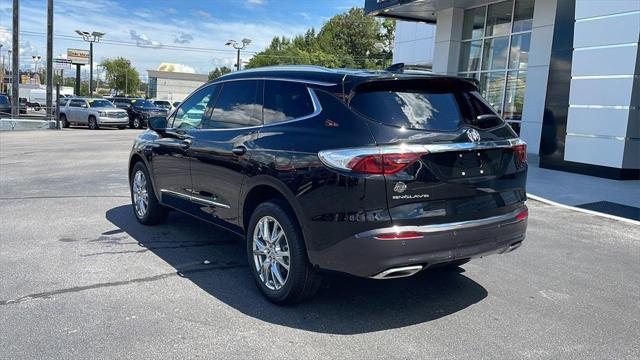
[129,66,528,277]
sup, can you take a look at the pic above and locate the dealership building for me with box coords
[365,0,639,179]
[147,70,208,102]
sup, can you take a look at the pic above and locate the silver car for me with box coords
[59,98,129,130]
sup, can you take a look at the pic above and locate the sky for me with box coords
[0,0,363,79]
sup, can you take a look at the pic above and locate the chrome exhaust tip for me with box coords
[371,265,424,280]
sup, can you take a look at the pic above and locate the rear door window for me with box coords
[207,80,262,129]
[263,81,315,124]
[351,89,463,131]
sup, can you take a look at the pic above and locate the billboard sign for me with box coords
[54,58,73,70]
[67,48,89,64]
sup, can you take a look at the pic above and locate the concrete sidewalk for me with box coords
[526,155,640,221]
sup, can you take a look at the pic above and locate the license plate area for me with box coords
[426,149,500,179]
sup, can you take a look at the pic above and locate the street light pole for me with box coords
[11,0,19,117]
[225,38,252,71]
[46,0,54,121]
[75,30,105,97]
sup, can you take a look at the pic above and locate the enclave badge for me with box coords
[466,128,481,142]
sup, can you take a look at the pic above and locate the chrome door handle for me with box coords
[179,138,192,149]
[232,146,247,156]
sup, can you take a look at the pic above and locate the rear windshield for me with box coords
[350,79,504,131]
[351,90,462,131]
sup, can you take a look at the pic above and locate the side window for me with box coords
[69,100,83,107]
[263,81,315,124]
[207,80,262,129]
[172,85,218,130]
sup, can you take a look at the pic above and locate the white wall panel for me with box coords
[569,78,636,106]
[564,135,626,167]
[573,12,640,48]
[567,107,631,137]
[575,0,640,20]
[572,45,639,76]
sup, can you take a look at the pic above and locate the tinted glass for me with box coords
[0,95,8,105]
[89,100,115,108]
[69,99,85,107]
[503,70,527,120]
[513,0,535,32]
[208,80,262,129]
[172,85,218,130]
[263,81,315,124]
[508,33,530,70]
[462,7,486,40]
[485,0,513,37]
[482,36,509,70]
[131,99,155,108]
[459,40,482,72]
[459,91,505,129]
[351,90,463,131]
[479,72,505,114]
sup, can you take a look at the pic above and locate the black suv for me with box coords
[112,97,167,129]
[128,66,528,304]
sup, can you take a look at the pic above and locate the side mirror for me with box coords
[148,116,167,133]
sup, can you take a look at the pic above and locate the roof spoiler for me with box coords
[385,63,433,73]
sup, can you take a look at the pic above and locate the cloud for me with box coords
[247,0,266,4]
[129,30,163,49]
[195,10,211,18]
[157,63,195,73]
[174,32,194,44]
[166,7,177,14]
[297,12,311,20]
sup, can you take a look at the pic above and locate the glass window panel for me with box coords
[508,33,530,70]
[485,0,513,37]
[209,80,262,129]
[503,70,527,120]
[479,72,505,114]
[482,36,509,70]
[462,7,486,40]
[507,121,521,135]
[459,40,483,72]
[263,81,315,124]
[513,0,535,32]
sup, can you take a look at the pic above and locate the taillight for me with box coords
[515,208,528,221]
[347,153,423,174]
[374,231,424,241]
[513,143,527,164]
[318,147,425,175]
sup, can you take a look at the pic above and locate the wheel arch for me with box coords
[240,178,310,249]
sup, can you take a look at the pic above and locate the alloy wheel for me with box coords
[252,216,290,290]
[132,170,149,218]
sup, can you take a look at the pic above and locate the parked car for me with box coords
[112,97,167,129]
[128,66,528,304]
[59,97,129,129]
[149,99,175,112]
[28,89,47,111]
[171,100,181,108]
[0,94,10,115]
[19,97,28,114]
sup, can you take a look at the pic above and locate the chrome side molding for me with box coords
[160,189,231,209]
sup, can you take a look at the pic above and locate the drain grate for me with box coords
[576,201,640,221]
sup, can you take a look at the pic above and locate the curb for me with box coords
[0,119,57,131]
[527,193,640,226]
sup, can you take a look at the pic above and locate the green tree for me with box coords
[208,66,232,80]
[100,57,140,96]
[246,8,394,70]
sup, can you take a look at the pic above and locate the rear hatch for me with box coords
[349,77,527,224]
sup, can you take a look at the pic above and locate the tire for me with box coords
[130,162,168,225]
[88,116,99,130]
[60,114,70,128]
[133,116,143,129]
[33,103,41,111]
[247,200,322,304]
[118,125,126,130]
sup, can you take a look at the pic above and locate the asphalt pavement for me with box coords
[1,128,638,359]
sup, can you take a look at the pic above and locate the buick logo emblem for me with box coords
[394,182,407,193]
[466,128,481,142]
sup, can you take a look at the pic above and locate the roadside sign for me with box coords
[54,58,73,70]
[67,48,89,65]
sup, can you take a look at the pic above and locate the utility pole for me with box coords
[225,39,251,71]
[11,0,20,117]
[46,0,53,120]
[74,64,81,95]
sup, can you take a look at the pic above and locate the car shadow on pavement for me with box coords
[106,205,488,335]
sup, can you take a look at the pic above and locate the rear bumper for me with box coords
[310,206,528,278]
